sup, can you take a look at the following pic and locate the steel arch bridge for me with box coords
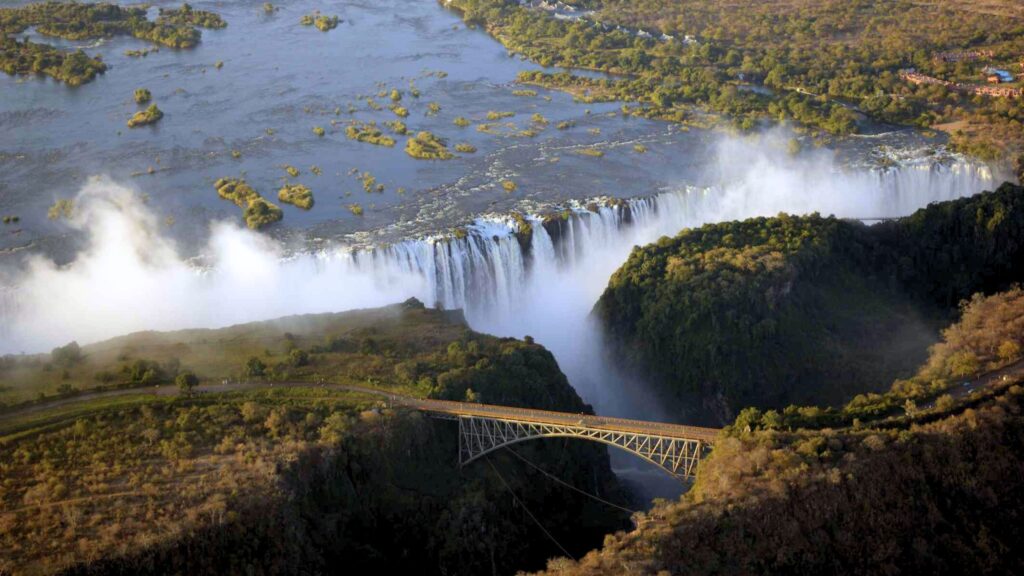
[455,415,714,480]
[397,396,720,481]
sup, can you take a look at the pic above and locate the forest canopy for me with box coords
[595,182,1024,420]
[0,303,628,574]
[445,0,1024,164]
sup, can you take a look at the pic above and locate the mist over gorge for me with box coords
[0,132,994,421]
[5,0,1024,572]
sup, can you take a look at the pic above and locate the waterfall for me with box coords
[332,157,995,417]
[0,153,999,418]
[345,158,996,327]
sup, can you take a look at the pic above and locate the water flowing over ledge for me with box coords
[0,149,996,419]
[346,157,994,325]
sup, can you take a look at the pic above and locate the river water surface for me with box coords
[0,0,1006,498]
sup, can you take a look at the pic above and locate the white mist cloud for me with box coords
[0,178,427,354]
[0,134,995,425]
[461,130,994,420]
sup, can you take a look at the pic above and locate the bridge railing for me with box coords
[398,396,721,443]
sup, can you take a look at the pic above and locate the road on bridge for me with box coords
[0,380,720,442]
[8,357,1024,441]
[388,395,721,442]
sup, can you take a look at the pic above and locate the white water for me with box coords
[0,138,996,424]
[347,146,994,418]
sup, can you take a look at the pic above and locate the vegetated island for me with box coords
[300,12,340,32]
[278,183,314,209]
[405,131,453,160]
[384,119,408,135]
[214,177,283,229]
[156,3,226,29]
[345,121,397,147]
[445,0,1024,173]
[127,103,162,127]
[0,300,629,574]
[0,2,226,85]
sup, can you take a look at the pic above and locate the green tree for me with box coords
[947,351,980,378]
[245,356,267,378]
[935,394,956,411]
[998,340,1021,362]
[51,341,83,366]
[176,371,199,396]
[732,407,763,433]
[761,409,783,430]
[289,348,309,367]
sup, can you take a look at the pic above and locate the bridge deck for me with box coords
[393,396,721,443]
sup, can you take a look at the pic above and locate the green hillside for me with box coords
[533,286,1024,575]
[595,183,1024,420]
[0,300,630,575]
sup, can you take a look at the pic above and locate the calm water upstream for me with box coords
[0,0,1006,498]
[1,0,713,256]
[0,0,998,260]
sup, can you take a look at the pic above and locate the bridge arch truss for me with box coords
[457,415,711,481]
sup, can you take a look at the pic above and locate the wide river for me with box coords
[1,0,722,255]
[0,0,1006,496]
[0,0,999,256]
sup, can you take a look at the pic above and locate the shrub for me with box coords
[289,348,309,367]
[242,198,284,229]
[47,199,75,220]
[176,371,199,396]
[405,131,453,160]
[214,178,283,229]
[278,184,314,209]
[314,15,339,31]
[385,120,408,135]
[245,356,266,377]
[345,122,396,147]
[127,104,163,128]
[52,341,83,367]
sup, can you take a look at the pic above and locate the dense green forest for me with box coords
[533,286,1024,575]
[445,0,1024,165]
[0,301,630,574]
[595,182,1024,421]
